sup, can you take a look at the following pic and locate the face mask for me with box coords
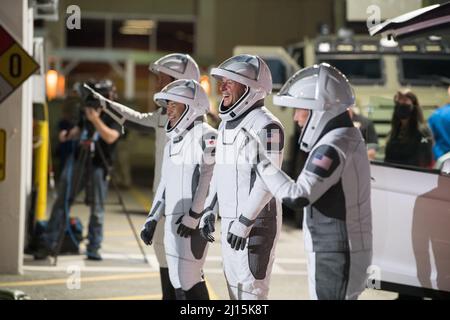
[395,103,413,120]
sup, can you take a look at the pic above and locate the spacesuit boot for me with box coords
[160,267,176,300]
[185,281,210,300]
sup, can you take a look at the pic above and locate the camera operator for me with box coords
[34,80,121,261]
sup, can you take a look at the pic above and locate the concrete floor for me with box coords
[0,187,397,300]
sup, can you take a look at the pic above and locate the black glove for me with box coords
[176,210,200,238]
[140,220,157,245]
[199,212,216,242]
[226,216,254,251]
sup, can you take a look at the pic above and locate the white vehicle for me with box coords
[370,161,450,298]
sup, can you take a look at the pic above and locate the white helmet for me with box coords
[149,53,200,82]
[210,54,272,121]
[273,63,355,152]
[154,79,210,139]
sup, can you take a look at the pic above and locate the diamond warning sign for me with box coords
[0,24,39,105]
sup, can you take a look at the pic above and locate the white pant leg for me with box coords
[165,214,209,291]
[153,215,167,268]
[345,250,372,300]
[306,250,372,300]
[306,252,319,300]
[221,215,281,300]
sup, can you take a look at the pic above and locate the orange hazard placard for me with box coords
[0,25,39,105]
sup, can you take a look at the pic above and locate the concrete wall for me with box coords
[0,0,33,274]
[210,0,334,63]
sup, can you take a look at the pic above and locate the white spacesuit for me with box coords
[140,79,217,299]
[200,55,285,300]
[93,53,201,300]
[250,63,372,300]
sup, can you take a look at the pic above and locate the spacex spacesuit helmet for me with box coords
[149,53,201,82]
[154,79,210,139]
[210,54,272,121]
[273,63,355,152]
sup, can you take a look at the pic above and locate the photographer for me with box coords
[34,80,121,261]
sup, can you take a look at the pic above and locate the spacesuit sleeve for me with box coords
[145,180,165,222]
[145,146,168,222]
[190,132,217,215]
[202,166,218,216]
[97,94,159,132]
[240,123,284,221]
[256,144,344,209]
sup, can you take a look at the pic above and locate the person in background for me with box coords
[348,106,378,160]
[35,80,121,261]
[428,85,450,169]
[384,91,433,168]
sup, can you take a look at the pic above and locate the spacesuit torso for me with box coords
[302,127,372,253]
[161,122,215,217]
[214,106,283,219]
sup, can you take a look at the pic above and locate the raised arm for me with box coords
[87,85,159,132]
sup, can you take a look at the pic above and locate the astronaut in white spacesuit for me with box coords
[91,53,200,300]
[199,54,285,300]
[246,63,373,300]
[139,79,217,299]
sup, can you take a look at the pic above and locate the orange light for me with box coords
[46,69,58,100]
[46,70,65,100]
[57,74,65,97]
[200,75,211,96]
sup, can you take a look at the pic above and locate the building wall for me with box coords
[45,0,334,66]
[210,0,334,63]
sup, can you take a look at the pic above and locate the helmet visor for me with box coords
[216,55,259,81]
[150,53,188,74]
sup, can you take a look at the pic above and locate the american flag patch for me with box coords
[312,153,333,171]
[266,130,280,144]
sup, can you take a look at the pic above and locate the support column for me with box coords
[125,58,135,101]
[0,0,33,274]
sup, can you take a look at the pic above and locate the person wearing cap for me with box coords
[92,54,201,299]
[199,54,285,300]
[139,79,216,299]
[245,63,372,300]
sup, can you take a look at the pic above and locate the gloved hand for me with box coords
[199,211,216,242]
[140,219,157,245]
[176,209,201,238]
[82,83,108,110]
[227,215,255,251]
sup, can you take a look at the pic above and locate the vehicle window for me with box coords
[400,57,450,86]
[317,57,383,85]
[264,58,288,90]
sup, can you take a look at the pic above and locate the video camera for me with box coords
[74,79,116,110]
